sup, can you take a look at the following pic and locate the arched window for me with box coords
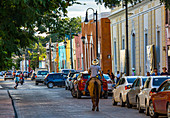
[131,33,136,69]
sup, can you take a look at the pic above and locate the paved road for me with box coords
[0,79,151,118]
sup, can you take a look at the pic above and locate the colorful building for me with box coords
[81,12,112,73]
[58,42,66,70]
[108,0,167,75]
[65,39,71,69]
[74,34,83,71]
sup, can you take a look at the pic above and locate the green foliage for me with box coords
[96,0,170,9]
[0,0,78,70]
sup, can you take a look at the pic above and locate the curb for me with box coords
[7,90,18,118]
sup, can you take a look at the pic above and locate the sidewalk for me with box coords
[0,90,15,118]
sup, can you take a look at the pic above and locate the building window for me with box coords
[156,31,161,72]
[132,33,136,69]
[144,33,148,73]
[78,58,80,69]
[122,38,125,49]
[114,41,117,73]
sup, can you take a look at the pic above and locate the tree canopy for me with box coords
[0,0,79,70]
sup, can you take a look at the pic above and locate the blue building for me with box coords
[58,42,66,70]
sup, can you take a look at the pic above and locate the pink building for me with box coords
[74,34,83,71]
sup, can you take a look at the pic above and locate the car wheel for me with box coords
[167,103,170,118]
[149,100,158,118]
[35,82,38,85]
[137,98,144,113]
[47,82,54,88]
[120,95,125,107]
[77,89,81,99]
[71,88,77,98]
[126,95,132,108]
[112,95,117,106]
[145,105,149,116]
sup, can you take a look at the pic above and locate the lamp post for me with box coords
[84,8,99,59]
[123,0,129,76]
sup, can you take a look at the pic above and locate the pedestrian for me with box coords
[146,72,150,76]
[110,72,115,83]
[14,74,19,89]
[107,70,110,77]
[161,67,168,76]
[132,68,136,76]
[116,71,120,84]
[151,68,160,76]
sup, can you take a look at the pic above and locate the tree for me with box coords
[0,0,79,70]
[96,0,170,9]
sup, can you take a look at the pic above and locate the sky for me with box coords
[67,0,110,18]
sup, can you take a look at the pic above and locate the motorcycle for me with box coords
[19,77,24,85]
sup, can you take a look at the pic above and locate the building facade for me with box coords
[74,34,83,71]
[166,9,170,74]
[82,12,112,73]
[58,42,66,70]
[109,0,167,75]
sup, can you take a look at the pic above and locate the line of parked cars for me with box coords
[112,75,170,118]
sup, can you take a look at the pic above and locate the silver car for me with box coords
[4,72,14,81]
[35,71,49,85]
[137,76,170,116]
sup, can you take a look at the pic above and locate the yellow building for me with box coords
[108,0,166,75]
[66,39,71,69]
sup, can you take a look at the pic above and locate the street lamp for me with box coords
[84,8,99,59]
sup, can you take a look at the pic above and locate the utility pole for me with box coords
[95,10,98,59]
[49,38,52,72]
[125,0,129,76]
[70,29,73,69]
[37,37,40,68]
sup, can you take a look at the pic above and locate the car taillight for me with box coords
[125,85,131,90]
[107,80,112,84]
[35,76,37,78]
[69,79,71,81]
[149,91,156,96]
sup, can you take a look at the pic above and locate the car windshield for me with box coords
[127,78,137,83]
[153,77,169,86]
[37,71,48,75]
[142,78,147,85]
[62,70,75,74]
[83,74,90,79]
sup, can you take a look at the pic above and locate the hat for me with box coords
[92,59,99,65]
[162,67,167,70]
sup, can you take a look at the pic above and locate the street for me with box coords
[0,77,150,118]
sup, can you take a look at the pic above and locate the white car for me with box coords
[112,76,138,107]
[65,72,78,90]
[35,71,49,85]
[4,72,14,81]
[137,76,169,116]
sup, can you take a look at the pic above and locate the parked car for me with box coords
[4,72,14,81]
[126,76,148,108]
[0,72,3,76]
[35,71,49,85]
[61,69,76,76]
[44,73,67,88]
[100,74,113,94]
[112,76,137,107]
[70,73,80,92]
[16,71,22,75]
[137,76,169,115]
[71,72,108,99]
[149,79,170,118]
[65,72,78,90]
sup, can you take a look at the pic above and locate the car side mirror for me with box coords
[151,88,157,93]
